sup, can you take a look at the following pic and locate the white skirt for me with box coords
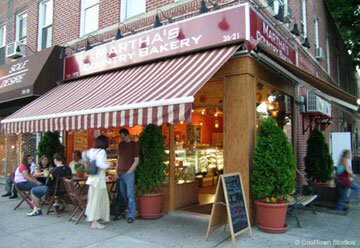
[85,185,110,222]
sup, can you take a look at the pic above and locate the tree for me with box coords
[37,132,65,166]
[304,128,333,183]
[324,0,360,67]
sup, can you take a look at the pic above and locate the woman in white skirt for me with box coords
[82,135,110,229]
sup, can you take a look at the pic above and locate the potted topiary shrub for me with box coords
[74,163,86,178]
[136,124,166,219]
[251,118,295,233]
[304,128,334,186]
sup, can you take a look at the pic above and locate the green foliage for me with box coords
[251,118,295,201]
[324,0,360,67]
[136,124,166,195]
[304,128,333,182]
[38,132,65,166]
[74,163,86,173]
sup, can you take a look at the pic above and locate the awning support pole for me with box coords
[169,124,175,211]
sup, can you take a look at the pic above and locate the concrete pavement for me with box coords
[0,186,359,248]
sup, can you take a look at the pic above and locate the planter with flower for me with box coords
[251,118,295,233]
[136,124,166,219]
[74,163,86,178]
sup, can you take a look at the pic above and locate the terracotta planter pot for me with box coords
[75,172,85,178]
[138,192,164,219]
[255,201,289,233]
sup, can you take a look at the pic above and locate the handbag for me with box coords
[336,171,351,188]
[87,149,101,175]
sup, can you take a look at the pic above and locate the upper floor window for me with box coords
[314,16,319,48]
[16,11,27,44]
[80,0,99,36]
[325,34,331,74]
[38,0,53,50]
[121,0,146,21]
[0,24,6,65]
[0,24,6,48]
[300,0,307,37]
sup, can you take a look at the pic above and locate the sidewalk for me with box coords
[0,185,359,248]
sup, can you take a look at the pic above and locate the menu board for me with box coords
[73,131,88,152]
[223,174,248,233]
[205,173,251,247]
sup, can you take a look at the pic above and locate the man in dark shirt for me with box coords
[117,128,139,223]
[27,153,72,217]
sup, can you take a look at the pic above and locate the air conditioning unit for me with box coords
[306,91,332,117]
[6,41,25,59]
[315,47,323,60]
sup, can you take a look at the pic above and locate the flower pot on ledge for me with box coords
[255,201,289,234]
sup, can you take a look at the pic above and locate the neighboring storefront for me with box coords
[0,46,63,176]
[1,4,358,222]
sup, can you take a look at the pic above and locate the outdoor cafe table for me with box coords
[72,176,117,200]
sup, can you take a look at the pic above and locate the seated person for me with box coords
[14,154,43,192]
[69,150,83,174]
[1,172,16,198]
[31,155,51,177]
[32,156,51,184]
[27,153,72,217]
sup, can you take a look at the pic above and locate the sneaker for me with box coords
[26,209,42,217]
[127,217,134,224]
[1,192,11,197]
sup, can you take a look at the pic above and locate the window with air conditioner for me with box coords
[16,11,27,44]
[314,16,323,60]
[120,0,146,21]
[80,0,99,36]
[38,0,53,51]
[300,0,307,38]
[0,24,6,65]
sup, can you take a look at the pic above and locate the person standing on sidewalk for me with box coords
[82,135,111,229]
[117,128,139,224]
[335,150,360,211]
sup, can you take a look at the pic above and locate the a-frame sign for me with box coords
[205,173,252,247]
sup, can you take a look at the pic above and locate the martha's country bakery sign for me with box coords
[64,3,295,80]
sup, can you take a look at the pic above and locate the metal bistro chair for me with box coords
[63,178,88,224]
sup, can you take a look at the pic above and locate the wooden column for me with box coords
[224,73,256,224]
[168,124,175,211]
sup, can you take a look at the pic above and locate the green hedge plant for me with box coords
[304,128,333,182]
[136,124,166,195]
[38,131,65,166]
[251,118,295,203]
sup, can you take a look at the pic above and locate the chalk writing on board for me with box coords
[224,175,248,233]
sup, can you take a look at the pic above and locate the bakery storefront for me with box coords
[3,3,354,220]
[0,46,63,177]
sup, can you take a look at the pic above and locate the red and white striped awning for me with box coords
[1,45,239,134]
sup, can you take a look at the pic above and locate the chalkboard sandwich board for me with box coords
[205,173,251,247]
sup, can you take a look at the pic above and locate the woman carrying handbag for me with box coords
[82,135,110,229]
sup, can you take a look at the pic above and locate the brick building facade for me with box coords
[0,0,359,195]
